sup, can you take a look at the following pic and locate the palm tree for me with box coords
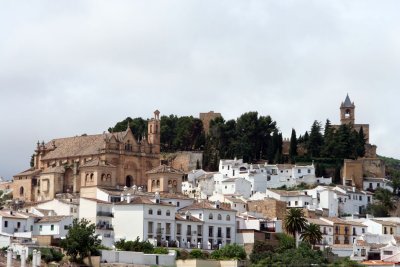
[283,208,307,247]
[301,223,323,246]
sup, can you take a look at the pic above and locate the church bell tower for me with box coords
[340,94,355,125]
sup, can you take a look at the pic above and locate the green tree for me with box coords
[60,218,101,264]
[374,188,396,211]
[284,208,307,246]
[356,126,366,157]
[322,119,335,157]
[308,121,323,157]
[301,223,323,246]
[289,128,297,163]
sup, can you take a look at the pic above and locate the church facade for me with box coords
[13,111,161,202]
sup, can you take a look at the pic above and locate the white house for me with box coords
[32,198,79,218]
[33,215,72,238]
[363,178,393,192]
[178,201,237,250]
[334,185,372,216]
[306,186,339,217]
[79,197,115,247]
[113,194,176,246]
[265,189,312,208]
[216,178,252,198]
[0,210,34,235]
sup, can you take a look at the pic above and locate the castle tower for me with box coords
[148,110,160,154]
[340,94,355,125]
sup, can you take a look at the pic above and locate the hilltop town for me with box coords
[0,95,399,267]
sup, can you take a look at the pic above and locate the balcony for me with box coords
[97,211,114,217]
[96,224,113,230]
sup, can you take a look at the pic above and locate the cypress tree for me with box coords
[289,129,298,163]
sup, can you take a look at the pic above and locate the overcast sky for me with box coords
[1,1,399,179]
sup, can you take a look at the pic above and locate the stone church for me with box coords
[13,110,161,202]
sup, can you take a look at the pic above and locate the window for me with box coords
[209,213,213,220]
[307,169,311,174]
[209,226,213,237]
[39,225,42,231]
[362,228,365,234]
[4,221,8,228]
[226,215,231,221]
[177,202,180,207]
[157,209,162,215]
[166,210,171,216]
[51,225,54,231]
[64,225,69,230]
[148,222,153,234]
[298,169,301,174]
[295,201,298,206]
[377,183,380,187]
[17,222,21,228]
[217,214,222,220]
[148,209,153,215]
[199,213,202,219]
[384,251,393,255]
[359,196,362,201]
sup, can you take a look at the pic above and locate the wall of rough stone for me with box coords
[247,198,287,220]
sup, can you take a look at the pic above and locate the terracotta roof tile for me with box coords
[37,216,70,223]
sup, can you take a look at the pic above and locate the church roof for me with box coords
[146,164,184,175]
[14,168,42,177]
[342,94,354,108]
[41,130,140,161]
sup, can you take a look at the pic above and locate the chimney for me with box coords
[127,193,131,204]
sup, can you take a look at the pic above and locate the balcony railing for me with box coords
[96,224,114,230]
[97,211,114,217]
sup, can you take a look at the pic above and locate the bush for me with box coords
[40,248,64,263]
[114,237,154,253]
[153,247,169,254]
[177,250,189,260]
[210,244,246,260]
[189,249,205,259]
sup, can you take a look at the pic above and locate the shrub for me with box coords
[178,250,189,260]
[189,249,205,259]
[210,244,246,260]
[153,247,169,254]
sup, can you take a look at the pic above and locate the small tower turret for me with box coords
[147,110,160,154]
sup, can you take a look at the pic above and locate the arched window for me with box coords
[101,174,106,181]
[209,213,213,220]
[217,214,222,220]
[166,210,171,216]
[148,209,153,215]
[226,215,231,221]
[90,173,94,181]
[19,186,24,196]
[152,180,156,186]
[107,174,111,181]
[157,209,162,215]
[85,173,89,182]
[156,180,160,186]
